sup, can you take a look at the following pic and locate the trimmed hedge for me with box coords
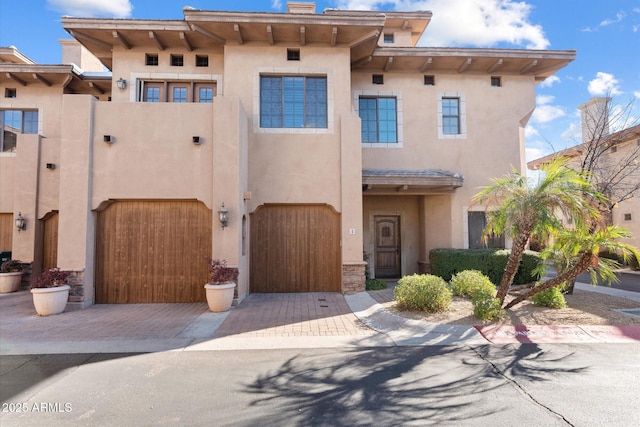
[429,248,541,285]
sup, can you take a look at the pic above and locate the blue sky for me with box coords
[1,0,639,163]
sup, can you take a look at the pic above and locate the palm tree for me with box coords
[504,225,640,309]
[473,158,603,305]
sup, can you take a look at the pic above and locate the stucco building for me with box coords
[0,3,575,307]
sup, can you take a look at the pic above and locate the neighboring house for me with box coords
[0,3,575,307]
[529,97,640,249]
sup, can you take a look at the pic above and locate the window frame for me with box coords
[438,92,467,139]
[358,96,398,144]
[259,75,328,129]
[145,54,159,66]
[1,109,39,152]
[195,55,209,67]
[170,54,184,67]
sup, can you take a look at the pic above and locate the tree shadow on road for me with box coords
[242,345,588,426]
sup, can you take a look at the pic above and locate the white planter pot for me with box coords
[0,272,22,293]
[204,282,235,312]
[31,285,70,316]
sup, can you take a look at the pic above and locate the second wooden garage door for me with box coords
[250,204,341,293]
[95,200,212,303]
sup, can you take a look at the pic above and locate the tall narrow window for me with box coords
[442,97,460,135]
[259,75,327,129]
[359,97,397,143]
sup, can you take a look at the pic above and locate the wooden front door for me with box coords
[250,204,341,293]
[374,216,401,278]
[42,211,59,271]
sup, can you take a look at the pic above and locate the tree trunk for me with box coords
[496,231,530,304]
[504,252,594,310]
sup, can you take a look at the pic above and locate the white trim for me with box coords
[437,92,467,140]
[253,67,334,134]
[355,90,404,148]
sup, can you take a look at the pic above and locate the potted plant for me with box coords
[30,268,71,316]
[204,258,238,312]
[0,259,24,293]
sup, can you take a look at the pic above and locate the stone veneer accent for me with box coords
[342,262,366,293]
[66,269,85,303]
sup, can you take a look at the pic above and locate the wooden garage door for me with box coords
[96,200,212,303]
[250,204,341,293]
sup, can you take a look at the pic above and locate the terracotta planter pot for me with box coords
[204,282,235,312]
[31,285,70,316]
[0,272,22,293]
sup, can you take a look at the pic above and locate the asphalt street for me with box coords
[2,344,639,426]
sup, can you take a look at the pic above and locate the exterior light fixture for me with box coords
[15,212,26,231]
[218,203,229,229]
[116,78,127,90]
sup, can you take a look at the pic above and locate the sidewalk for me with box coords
[1,282,639,355]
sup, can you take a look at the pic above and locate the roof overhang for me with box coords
[0,46,36,65]
[353,47,576,81]
[61,11,388,70]
[363,168,463,195]
[0,63,111,95]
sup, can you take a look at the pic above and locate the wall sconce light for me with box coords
[192,136,201,144]
[15,212,26,231]
[116,78,127,90]
[104,135,114,143]
[218,203,229,229]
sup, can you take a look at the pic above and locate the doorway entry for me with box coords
[374,215,401,278]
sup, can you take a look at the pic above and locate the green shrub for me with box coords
[394,274,452,313]
[472,296,505,321]
[430,248,542,285]
[449,270,496,299]
[530,285,567,308]
[365,279,387,291]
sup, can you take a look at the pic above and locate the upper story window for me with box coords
[383,34,394,44]
[1,109,38,152]
[144,85,161,102]
[259,75,327,128]
[170,54,184,67]
[145,54,158,66]
[359,97,397,143]
[491,76,502,87]
[4,88,17,98]
[287,49,300,61]
[195,55,208,67]
[424,75,435,86]
[442,97,460,135]
[172,86,187,103]
[197,86,214,103]
[438,93,467,139]
[372,74,384,85]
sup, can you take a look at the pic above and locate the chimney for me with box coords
[287,2,316,14]
[578,97,610,143]
[59,39,104,72]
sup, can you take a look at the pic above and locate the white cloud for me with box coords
[531,95,565,124]
[271,0,283,9]
[538,75,560,88]
[337,0,550,49]
[600,11,626,27]
[588,72,622,96]
[47,0,132,18]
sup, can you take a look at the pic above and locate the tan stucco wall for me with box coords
[357,72,536,250]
